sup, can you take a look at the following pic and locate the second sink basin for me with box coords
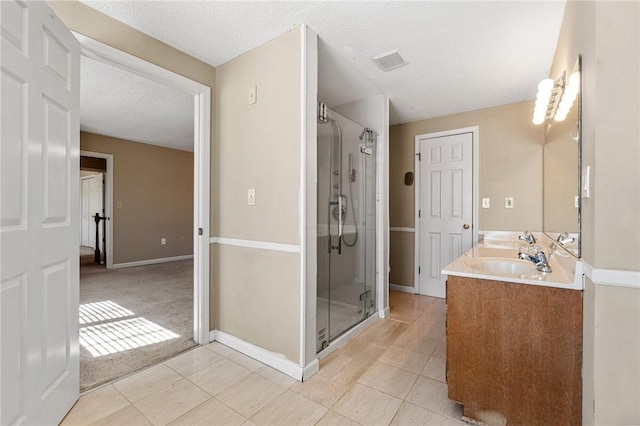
[465,258,538,275]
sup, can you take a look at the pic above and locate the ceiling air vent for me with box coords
[372,49,407,71]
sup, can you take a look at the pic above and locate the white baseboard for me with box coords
[302,359,319,381]
[210,330,304,381]
[111,254,193,269]
[390,283,416,294]
[380,306,390,318]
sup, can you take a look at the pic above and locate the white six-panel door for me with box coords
[417,132,473,298]
[1,1,80,424]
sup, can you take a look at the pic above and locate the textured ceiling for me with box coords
[81,0,566,126]
[80,55,194,151]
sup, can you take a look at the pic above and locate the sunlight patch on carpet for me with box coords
[80,317,180,357]
[79,300,135,325]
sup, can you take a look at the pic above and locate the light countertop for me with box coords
[442,231,583,290]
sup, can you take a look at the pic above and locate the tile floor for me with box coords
[61,290,464,425]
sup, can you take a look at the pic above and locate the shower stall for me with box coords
[316,104,377,353]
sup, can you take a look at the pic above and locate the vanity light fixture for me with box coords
[532,72,565,125]
[554,71,580,122]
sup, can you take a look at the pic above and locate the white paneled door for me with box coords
[1,1,80,424]
[418,132,473,298]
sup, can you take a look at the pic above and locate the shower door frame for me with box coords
[316,112,377,352]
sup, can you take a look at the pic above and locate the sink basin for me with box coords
[466,258,537,275]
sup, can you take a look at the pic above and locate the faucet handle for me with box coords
[557,232,575,245]
[519,231,536,244]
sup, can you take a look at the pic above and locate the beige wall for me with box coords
[211,246,300,362]
[552,1,640,424]
[389,232,414,286]
[212,29,301,243]
[212,28,302,362]
[389,100,543,286]
[81,132,194,264]
[593,282,640,423]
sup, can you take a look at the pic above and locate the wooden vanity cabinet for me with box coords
[446,275,583,425]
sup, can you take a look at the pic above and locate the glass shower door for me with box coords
[317,107,376,353]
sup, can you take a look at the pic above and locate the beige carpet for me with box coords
[80,256,196,391]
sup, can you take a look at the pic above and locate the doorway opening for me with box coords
[80,155,107,268]
[76,35,211,391]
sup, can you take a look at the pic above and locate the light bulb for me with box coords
[557,102,570,114]
[533,115,545,125]
[538,78,554,94]
[569,72,580,91]
[563,87,578,100]
[554,111,568,122]
[558,98,572,110]
[535,97,548,108]
[536,91,550,101]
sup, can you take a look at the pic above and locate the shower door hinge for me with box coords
[198,228,203,236]
[359,290,371,301]
[360,145,373,156]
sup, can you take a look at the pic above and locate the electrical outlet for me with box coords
[247,188,256,206]
[505,197,514,208]
[161,238,166,245]
[482,198,490,208]
[248,86,257,104]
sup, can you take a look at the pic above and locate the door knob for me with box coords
[463,224,470,229]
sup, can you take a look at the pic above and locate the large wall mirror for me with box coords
[543,56,582,257]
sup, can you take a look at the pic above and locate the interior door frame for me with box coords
[75,33,211,345]
[80,151,113,267]
[414,126,479,295]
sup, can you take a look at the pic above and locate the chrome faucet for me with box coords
[556,232,575,246]
[519,230,536,244]
[518,246,552,273]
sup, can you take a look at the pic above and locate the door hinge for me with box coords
[416,152,421,161]
[418,266,421,274]
[418,210,421,218]
[198,228,203,236]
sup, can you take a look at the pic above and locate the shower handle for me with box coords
[337,195,345,255]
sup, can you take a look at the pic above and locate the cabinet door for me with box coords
[446,276,582,425]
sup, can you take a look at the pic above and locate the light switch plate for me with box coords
[248,86,257,104]
[161,238,166,245]
[116,201,123,209]
[248,188,256,206]
[505,197,514,208]
[582,166,591,198]
[482,198,490,208]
